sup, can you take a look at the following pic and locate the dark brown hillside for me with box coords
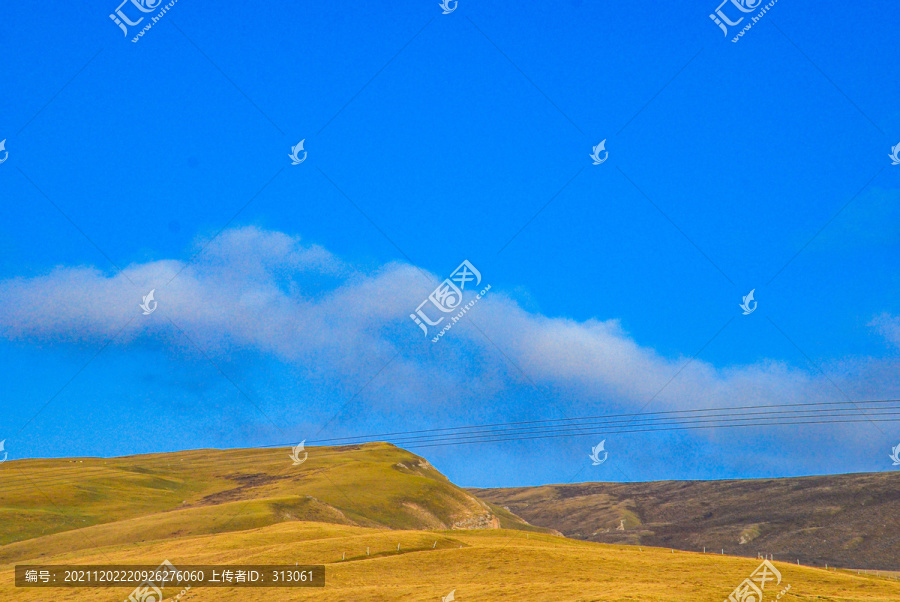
[471,471,900,571]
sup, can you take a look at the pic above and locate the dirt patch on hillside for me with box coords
[196,473,290,506]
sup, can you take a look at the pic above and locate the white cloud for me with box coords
[0,226,896,421]
[870,312,900,348]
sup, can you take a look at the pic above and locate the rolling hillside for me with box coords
[473,471,900,571]
[4,520,900,601]
[0,442,545,557]
[1,444,898,600]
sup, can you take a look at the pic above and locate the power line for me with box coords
[260,399,900,452]
[290,398,900,445]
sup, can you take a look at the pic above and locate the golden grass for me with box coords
[0,443,543,546]
[2,522,900,601]
[2,444,898,600]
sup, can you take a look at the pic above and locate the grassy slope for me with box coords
[2,445,899,600]
[472,471,900,570]
[1,522,899,601]
[0,442,545,552]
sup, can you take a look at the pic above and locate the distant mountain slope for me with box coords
[0,442,546,554]
[471,471,900,570]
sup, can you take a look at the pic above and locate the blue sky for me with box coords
[1,0,899,487]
